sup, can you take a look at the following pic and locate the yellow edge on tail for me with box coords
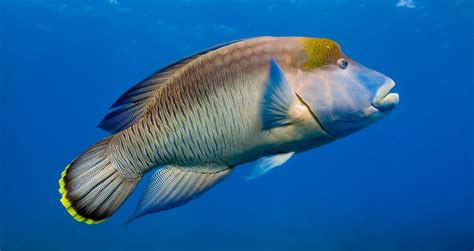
[59,163,106,224]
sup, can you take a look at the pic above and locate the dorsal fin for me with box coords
[98,39,245,134]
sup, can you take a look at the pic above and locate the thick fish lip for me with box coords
[372,79,399,111]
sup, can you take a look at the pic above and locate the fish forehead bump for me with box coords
[298,37,344,70]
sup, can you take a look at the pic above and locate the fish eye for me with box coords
[337,58,348,69]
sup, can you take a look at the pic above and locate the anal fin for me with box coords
[127,165,231,223]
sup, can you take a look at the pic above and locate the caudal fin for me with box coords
[59,138,140,224]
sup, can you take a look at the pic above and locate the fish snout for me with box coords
[372,79,399,111]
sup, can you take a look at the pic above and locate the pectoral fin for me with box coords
[261,58,296,130]
[127,165,231,223]
[246,152,295,180]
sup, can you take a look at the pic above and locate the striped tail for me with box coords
[59,137,141,224]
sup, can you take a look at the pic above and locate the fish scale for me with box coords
[58,36,398,224]
[109,37,300,177]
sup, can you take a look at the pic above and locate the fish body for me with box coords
[59,36,399,224]
[110,37,329,177]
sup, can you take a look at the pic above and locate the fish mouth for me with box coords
[372,79,399,111]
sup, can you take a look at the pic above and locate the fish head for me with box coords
[294,38,399,137]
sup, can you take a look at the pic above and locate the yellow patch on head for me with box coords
[299,38,344,70]
[59,163,106,224]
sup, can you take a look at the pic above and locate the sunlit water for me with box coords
[1,0,472,250]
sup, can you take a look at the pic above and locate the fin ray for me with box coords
[59,137,141,224]
[246,152,295,180]
[127,165,231,223]
[261,58,296,130]
[99,39,245,134]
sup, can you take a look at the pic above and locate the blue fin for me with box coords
[261,58,296,130]
[99,39,246,134]
[246,152,295,180]
[126,165,231,224]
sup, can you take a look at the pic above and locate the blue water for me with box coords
[1,0,473,250]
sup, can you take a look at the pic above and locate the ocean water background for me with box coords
[1,0,472,250]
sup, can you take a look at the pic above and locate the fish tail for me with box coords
[59,137,141,224]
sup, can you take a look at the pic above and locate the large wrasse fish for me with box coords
[58,36,399,224]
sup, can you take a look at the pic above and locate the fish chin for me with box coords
[319,104,392,137]
[335,81,399,136]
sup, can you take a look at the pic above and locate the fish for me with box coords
[58,36,399,224]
